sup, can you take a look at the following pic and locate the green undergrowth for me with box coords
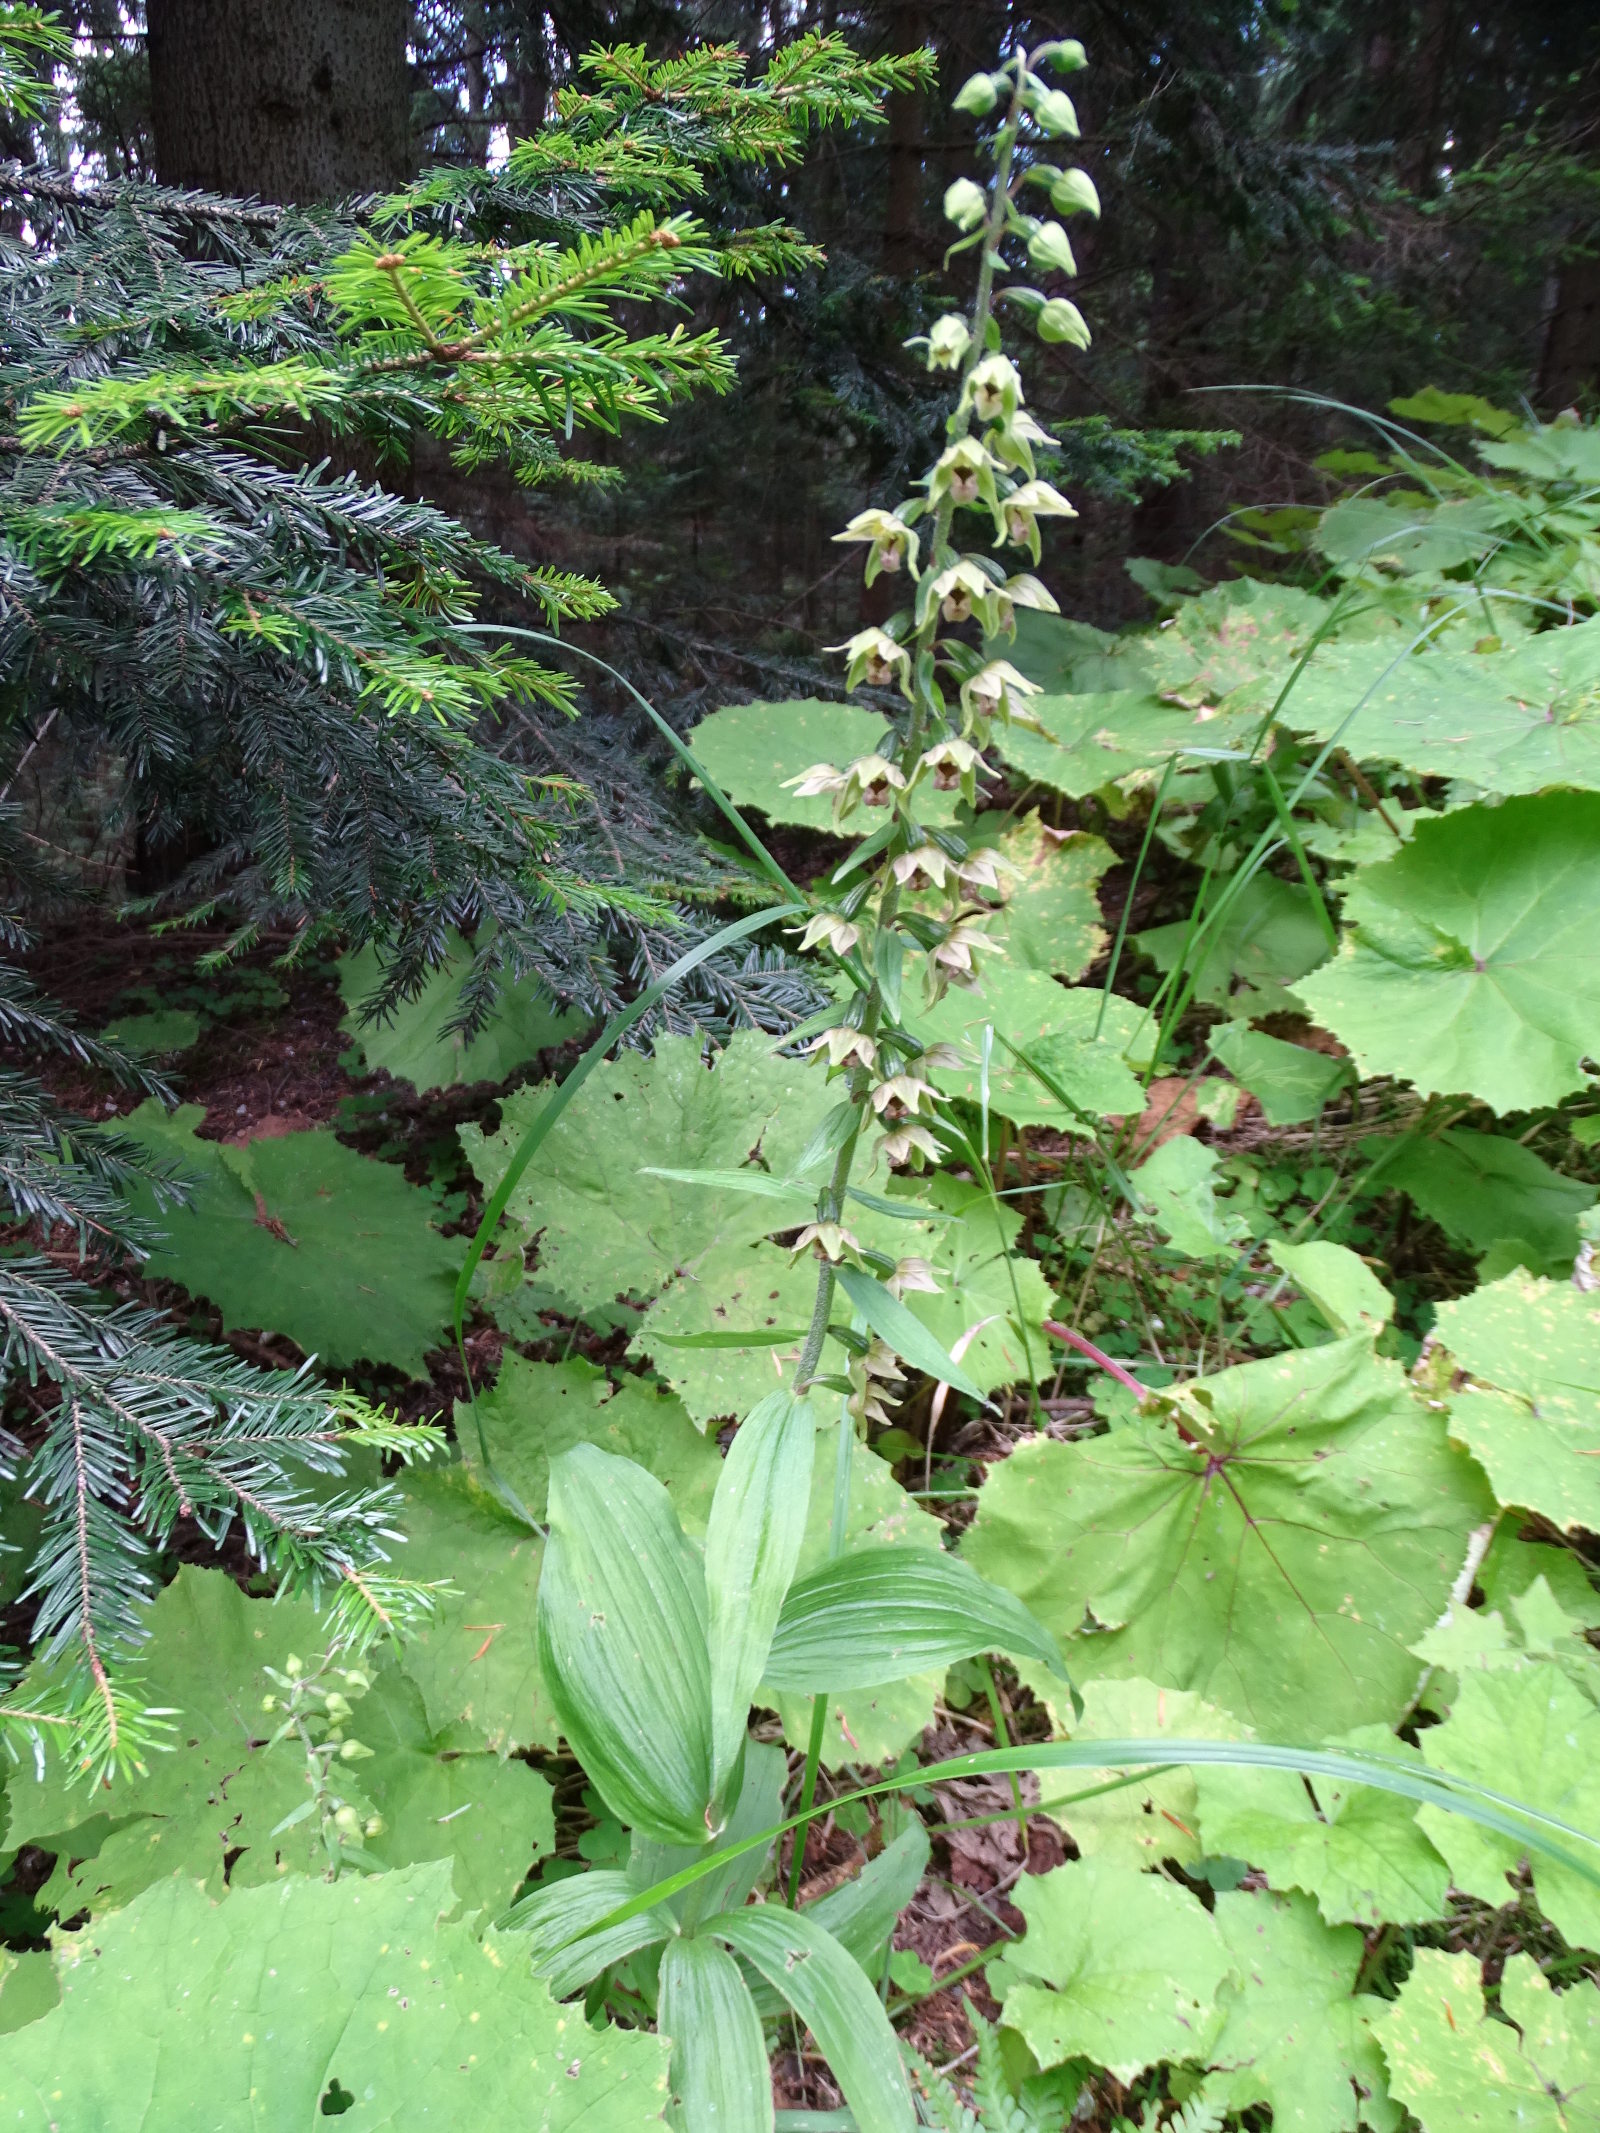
[1,37,1599,2133]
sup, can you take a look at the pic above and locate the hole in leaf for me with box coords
[320,2079,355,2116]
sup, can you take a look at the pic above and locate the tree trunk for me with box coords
[879,0,926,275]
[146,0,412,203]
[1538,248,1600,414]
[1400,0,1456,196]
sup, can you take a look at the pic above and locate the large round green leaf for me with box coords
[963,1338,1493,1736]
[987,813,1111,978]
[1417,1662,1600,1953]
[383,1461,557,1755]
[686,698,959,829]
[1295,793,1600,1112]
[989,1857,1232,2083]
[464,1354,720,1531]
[1194,1725,1449,1929]
[339,934,585,1092]
[6,1567,339,1913]
[1433,1273,1600,1533]
[1377,1951,1600,2133]
[121,1105,462,1374]
[0,1861,669,2128]
[1205,1890,1396,2133]
[993,688,1243,799]
[905,966,1148,1128]
[1269,615,1600,794]
[462,1030,833,1312]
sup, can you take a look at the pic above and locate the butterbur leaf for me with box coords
[338,933,584,1093]
[382,1462,556,1755]
[1417,1663,1600,1953]
[909,966,1149,1127]
[121,1103,462,1374]
[1209,1019,1352,1125]
[0,1862,670,2127]
[1131,1135,1249,1261]
[847,1174,1053,1397]
[991,687,1247,801]
[1267,1240,1394,1338]
[714,1906,916,2133]
[1374,1128,1594,1280]
[964,1338,1493,1735]
[1194,1726,1449,1929]
[1478,1528,1600,1628]
[462,1031,834,1313]
[1028,1676,1243,1869]
[1205,1891,1395,2133]
[1433,1273,1600,1532]
[834,1264,987,1401]
[988,814,1111,980]
[539,1445,714,1844]
[1377,1951,1600,2133]
[6,1567,349,1912]
[352,1667,556,1918]
[632,1240,816,1430]
[762,1543,1064,1690]
[1295,794,1600,1113]
[1262,618,1600,795]
[659,1937,775,2133]
[685,700,960,832]
[1139,873,1330,1014]
[704,1389,817,1806]
[990,1857,1232,2083]
[464,1354,720,1530]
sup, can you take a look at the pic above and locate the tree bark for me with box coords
[146,0,412,203]
[1538,248,1600,414]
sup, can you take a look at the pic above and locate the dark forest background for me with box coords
[27,0,1599,719]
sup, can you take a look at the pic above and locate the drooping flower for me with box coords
[926,557,997,628]
[781,761,847,798]
[929,916,998,987]
[914,737,989,808]
[803,1026,879,1071]
[994,573,1060,633]
[1000,478,1077,563]
[794,910,862,956]
[830,626,912,697]
[877,1122,944,1171]
[842,754,909,809]
[929,436,999,518]
[887,1255,943,1298]
[924,312,973,370]
[955,848,1009,895]
[870,1073,940,1118]
[965,353,1024,425]
[891,845,955,892]
[960,658,1041,729]
[790,1221,863,1263]
[833,507,919,584]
